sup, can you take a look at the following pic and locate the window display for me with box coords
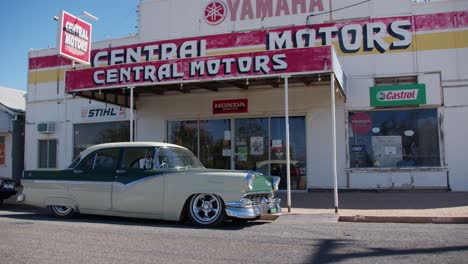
[348,109,440,168]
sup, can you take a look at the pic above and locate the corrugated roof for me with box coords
[0,86,26,113]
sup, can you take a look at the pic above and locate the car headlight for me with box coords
[272,176,280,191]
[241,173,255,193]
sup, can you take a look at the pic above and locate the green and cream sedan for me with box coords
[19,142,281,226]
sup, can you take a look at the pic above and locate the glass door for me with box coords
[234,118,269,171]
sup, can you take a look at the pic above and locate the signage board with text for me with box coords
[370,84,426,107]
[58,10,92,65]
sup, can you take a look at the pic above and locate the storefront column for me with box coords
[283,76,291,213]
[330,73,339,213]
[129,86,134,142]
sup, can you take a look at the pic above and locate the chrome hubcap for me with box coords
[191,194,221,223]
[52,205,72,216]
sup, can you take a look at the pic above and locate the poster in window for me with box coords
[238,146,248,161]
[371,136,402,167]
[250,137,264,156]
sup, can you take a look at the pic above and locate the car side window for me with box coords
[120,147,155,170]
[79,148,120,171]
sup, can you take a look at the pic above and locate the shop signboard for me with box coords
[57,10,92,65]
[80,106,126,122]
[65,46,332,91]
[213,99,248,114]
[370,84,426,107]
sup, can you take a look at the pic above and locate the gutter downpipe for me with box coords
[331,73,339,213]
[283,75,291,213]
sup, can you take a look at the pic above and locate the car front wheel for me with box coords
[187,193,226,227]
[50,205,78,219]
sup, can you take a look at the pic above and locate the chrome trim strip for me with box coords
[21,180,111,185]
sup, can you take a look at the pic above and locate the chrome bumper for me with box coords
[225,197,282,220]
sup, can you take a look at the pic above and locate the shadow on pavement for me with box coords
[308,239,468,264]
[0,203,269,230]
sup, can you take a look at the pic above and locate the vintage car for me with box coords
[19,142,281,226]
[0,177,17,206]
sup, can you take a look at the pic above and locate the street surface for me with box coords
[1,205,467,264]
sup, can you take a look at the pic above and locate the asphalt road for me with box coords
[1,205,467,264]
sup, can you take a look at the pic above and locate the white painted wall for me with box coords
[443,85,468,191]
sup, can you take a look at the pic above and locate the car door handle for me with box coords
[73,170,83,174]
[115,170,127,174]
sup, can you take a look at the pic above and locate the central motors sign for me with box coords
[370,84,426,107]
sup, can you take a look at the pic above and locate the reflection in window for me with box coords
[121,147,155,170]
[80,148,120,170]
[157,147,203,169]
[73,121,130,158]
[167,121,198,157]
[348,109,440,168]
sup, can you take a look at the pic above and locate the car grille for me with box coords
[243,193,272,206]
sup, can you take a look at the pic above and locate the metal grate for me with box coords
[243,193,272,206]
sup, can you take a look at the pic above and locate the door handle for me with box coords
[115,170,127,174]
[73,170,83,174]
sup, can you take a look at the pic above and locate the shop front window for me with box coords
[348,109,440,168]
[268,117,307,190]
[167,120,199,157]
[199,120,231,169]
[168,116,307,190]
[73,121,130,158]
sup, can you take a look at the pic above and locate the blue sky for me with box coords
[0,0,140,91]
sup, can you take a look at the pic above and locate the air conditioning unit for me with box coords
[37,122,55,134]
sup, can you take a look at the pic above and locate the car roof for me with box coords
[80,142,187,158]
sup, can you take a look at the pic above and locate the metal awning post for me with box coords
[129,86,134,142]
[330,73,339,213]
[283,76,291,213]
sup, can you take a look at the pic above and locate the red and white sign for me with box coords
[58,10,92,65]
[351,112,372,134]
[213,99,248,114]
[65,46,331,91]
[204,1,228,25]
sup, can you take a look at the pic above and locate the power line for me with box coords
[306,0,371,20]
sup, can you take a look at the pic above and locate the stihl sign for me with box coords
[213,99,248,114]
[370,84,426,107]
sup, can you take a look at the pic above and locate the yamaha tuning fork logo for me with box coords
[204,1,228,25]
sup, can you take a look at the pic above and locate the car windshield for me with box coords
[157,147,204,169]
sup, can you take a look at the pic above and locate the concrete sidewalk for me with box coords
[276,191,468,223]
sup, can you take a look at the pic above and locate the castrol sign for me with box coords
[58,10,92,65]
[370,84,426,107]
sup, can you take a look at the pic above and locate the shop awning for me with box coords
[65,46,346,108]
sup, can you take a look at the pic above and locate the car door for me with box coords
[69,148,119,211]
[111,147,165,215]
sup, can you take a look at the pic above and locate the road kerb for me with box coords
[338,215,468,224]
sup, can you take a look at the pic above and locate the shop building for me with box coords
[0,86,25,182]
[26,0,468,191]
